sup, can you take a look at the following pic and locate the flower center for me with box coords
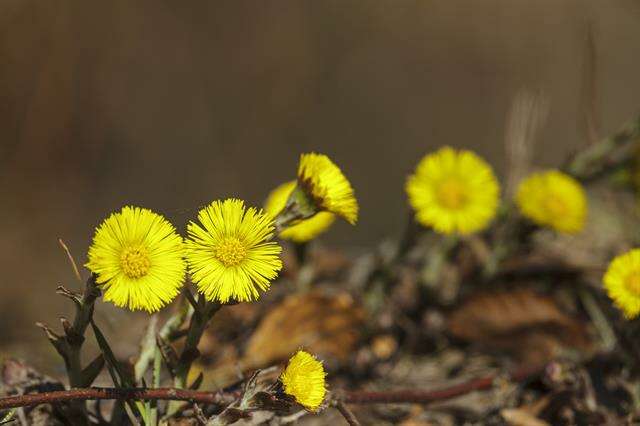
[543,195,568,218]
[626,273,640,296]
[120,245,151,279]
[436,179,468,210]
[215,237,247,267]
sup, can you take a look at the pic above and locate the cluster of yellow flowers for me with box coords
[85,152,358,314]
[85,153,346,411]
[405,146,587,236]
[404,146,640,321]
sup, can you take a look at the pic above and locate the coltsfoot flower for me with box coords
[265,181,336,243]
[86,206,186,313]
[280,350,327,412]
[406,147,500,235]
[604,249,640,319]
[185,199,282,303]
[516,170,587,234]
[297,153,358,224]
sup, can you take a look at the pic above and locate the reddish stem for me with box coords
[0,364,545,411]
[343,364,543,404]
[0,387,236,410]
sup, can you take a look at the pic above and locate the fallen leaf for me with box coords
[446,289,591,364]
[242,291,366,369]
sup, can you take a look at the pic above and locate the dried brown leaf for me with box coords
[243,292,365,369]
[447,289,591,364]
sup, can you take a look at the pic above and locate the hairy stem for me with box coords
[335,401,361,426]
[173,299,221,389]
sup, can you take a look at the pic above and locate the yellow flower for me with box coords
[185,199,282,303]
[265,181,336,243]
[516,170,587,234]
[280,350,327,412]
[86,206,186,313]
[604,249,640,319]
[297,153,358,224]
[405,147,500,235]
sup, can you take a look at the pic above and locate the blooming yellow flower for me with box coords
[86,206,186,313]
[185,199,282,303]
[516,170,587,234]
[405,147,500,235]
[280,350,326,411]
[604,249,640,319]
[265,181,336,243]
[297,153,358,224]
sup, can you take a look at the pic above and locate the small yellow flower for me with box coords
[405,147,500,235]
[604,249,640,319]
[265,181,336,243]
[86,206,186,313]
[185,199,282,303]
[280,350,327,412]
[516,170,587,234]
[297,153,358,224]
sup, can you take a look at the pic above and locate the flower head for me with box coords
[185,199,282,303]
[280,350,326,411]
[604,249,640,319]
[516,170,587,234]
[405,147,500,235]
[297,153,358,224]
[265,181,336,243]
[86,206,186,313]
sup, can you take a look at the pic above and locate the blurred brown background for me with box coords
[1,1,640,370]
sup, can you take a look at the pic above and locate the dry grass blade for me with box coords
[504,89,549,196]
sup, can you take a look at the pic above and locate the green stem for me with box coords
[579,287,617,351]
[167,297,220,417]
[149,346,162,426]
[135,297,190,383]
[421,234,459,287]
[175,298,221,389]
[567,116,640,181]
[38,275,101,425]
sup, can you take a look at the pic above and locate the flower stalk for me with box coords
[174,294,222,390]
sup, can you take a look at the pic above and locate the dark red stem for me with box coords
[0,387,237,410]
[342,364,544,404]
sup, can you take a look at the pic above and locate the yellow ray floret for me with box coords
[405,146,500,235]
[604,249,640,319]
[516,170,587,234]
[280,350,327,411]
[86,206,186,313]
[265,181,336,243]
[297,153,358,224]
[185,199,282,303]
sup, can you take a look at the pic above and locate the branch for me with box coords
[37,275,101,388]
[341,363,544,404]
[335,401,361,426]
[0,363,545,413]
[0,387,237,410]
